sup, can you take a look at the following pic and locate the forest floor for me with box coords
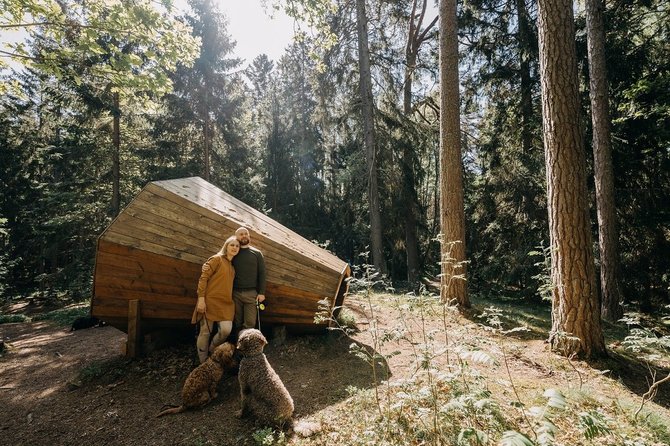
[1,292,670,446]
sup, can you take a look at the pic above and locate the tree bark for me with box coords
[356,0,387,274]
[439,0,469,307]
[111,91,120,218]
[203,88,211,182]
[402,38,420,285]
[585,0,623,322]
[401,0,436,284]
[537,0,606,357]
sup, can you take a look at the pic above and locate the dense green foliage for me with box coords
[0,0,667,312]
[600,0,670,309]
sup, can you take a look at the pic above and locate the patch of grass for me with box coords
[252,427,286,445]
[335,308,358,332]
[471,294,552,340]
[290,289,670,446]
[0,313,29,324]
[78,358,128,384]
[639,409,670,443]
[188,436,208,446]
[32,305,90,327]
[79,363,107,382]
[0,304,89,326]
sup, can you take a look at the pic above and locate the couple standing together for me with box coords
[191,226,266,363]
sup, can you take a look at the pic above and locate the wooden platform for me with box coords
[91,177,350,339]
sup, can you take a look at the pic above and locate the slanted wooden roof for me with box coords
[92,177,350,331]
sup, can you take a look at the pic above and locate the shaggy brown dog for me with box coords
[156,342,237,417]
[236,329,294,427]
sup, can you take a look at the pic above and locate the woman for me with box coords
[191,235,239,363]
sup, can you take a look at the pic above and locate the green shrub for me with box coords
[78,358,127,384]
[0,313,29,324]
[335,308,357,332]
[32,306,89,327]
[252,427,285,445]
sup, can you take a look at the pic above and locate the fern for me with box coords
[458,427,489,445]
[507,388,567,445]
[622,328,670,354]
[542,388,567,410]
[529,243,554,301]
[578,410,612,440]
[459,349,498,366]
[499,430,534,446]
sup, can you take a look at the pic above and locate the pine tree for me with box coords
[585,0,623,321]
[439,0,469,306]
[537,0,606,357]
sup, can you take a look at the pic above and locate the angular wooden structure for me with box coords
[91,177,350,336]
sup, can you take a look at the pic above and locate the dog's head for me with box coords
[237,329,267,356]
[210,342,236,368]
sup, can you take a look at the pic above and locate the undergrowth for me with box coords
[0,305,89,326]
[0,313,29,324]
[78,357,128,384]
[32,306,89,326]
[302,261,670,446]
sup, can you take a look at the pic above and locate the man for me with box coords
[232,226,266,333]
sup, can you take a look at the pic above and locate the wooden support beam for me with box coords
[127,299,141,358]
[331,264,351,323]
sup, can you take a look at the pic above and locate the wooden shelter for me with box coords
[91,177,350,353]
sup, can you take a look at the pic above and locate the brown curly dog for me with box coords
[156,342,237,417]
[236,329,294,427]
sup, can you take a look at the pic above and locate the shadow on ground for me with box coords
[465,295,553,341]
[0,320,387,445]
[588,349,670,410]
[464,296,670,410]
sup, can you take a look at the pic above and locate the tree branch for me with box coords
[635,369,670,418]
[417,15,438,44]
[0,49,37,61]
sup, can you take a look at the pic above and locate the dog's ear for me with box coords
[253,329,268,346]
[211,344,228,361]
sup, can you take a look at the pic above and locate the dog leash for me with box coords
[256,299,262,331]
[196,312,213,336]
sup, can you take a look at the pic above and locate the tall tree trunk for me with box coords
[111,91,121,218]
[203,89,211,182]
[402,15,420,285]
[585,0,623,322]
[402,0,437,284]
[356,0,386,274]
[401,142,420,283]
[402,46,420,283]
[439,0,469,307]
[537,0,606,357]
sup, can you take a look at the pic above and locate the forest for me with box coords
[0,0,668,355]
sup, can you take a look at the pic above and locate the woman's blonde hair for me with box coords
[218,235,239,258]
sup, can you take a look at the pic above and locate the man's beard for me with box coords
[239,238,250,246]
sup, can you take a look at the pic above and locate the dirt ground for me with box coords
[1,295,669,446]
[0,322,375,445]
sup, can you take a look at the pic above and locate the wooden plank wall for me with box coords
[93,241,335,328]
[93,240,201,321]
